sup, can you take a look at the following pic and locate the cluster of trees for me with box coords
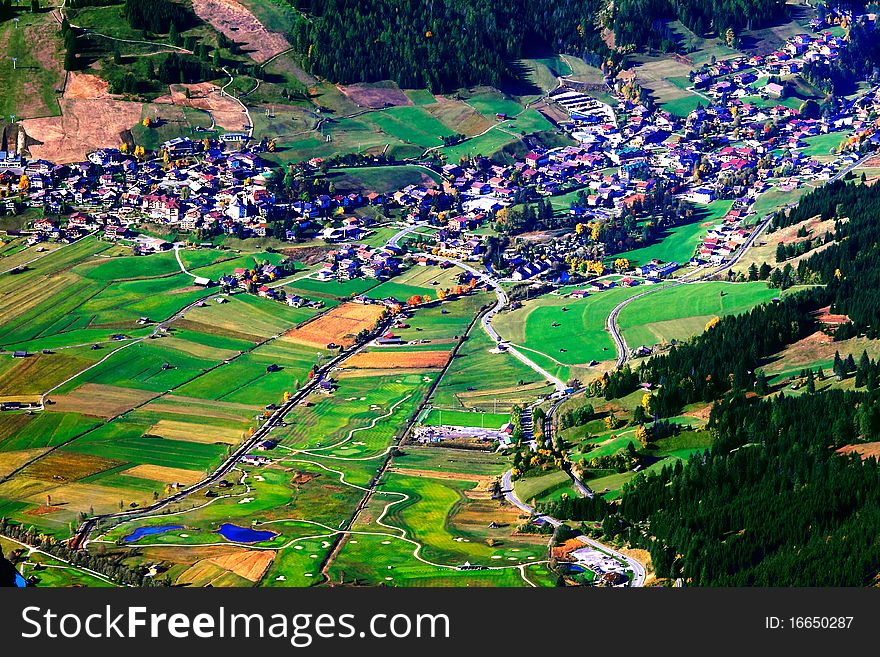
[123,0,193,34]
[286,0,614,92]
[609,391,880,585]
[0,518,168,587]
[775,233,830,263]
[558,403,595,430]
[835,350,880,390]
[539,491,608,521]
[578,441,642,473]
[576,181,694,256]
[802,13,880,94]
[495,198,555,235]
[60,18,79,72]
[588,365,640,401]
[511,446,564,479]
[157,53,215,85]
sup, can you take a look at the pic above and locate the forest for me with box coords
[285,0,611,92]
[611,0,786,50]
[610,391,880,585]
[281,0,795,91]
[123,0,194,34]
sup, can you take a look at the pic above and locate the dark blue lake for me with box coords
[123,525,184,543]
[216,523,277,543]
[14,573,26,587]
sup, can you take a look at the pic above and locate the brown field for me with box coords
[339,82,412,109]
[283,302,385,348]
[190,0,290,63]
[0,448,51,478]
[175,560,237,587]
[49,383,159,418]
[426,96,495,136]
[122,464,204,486]
[208,549,275,582]
[450,498,547,544]
[147,419,241,445]
[0,414,33,444]
[156,83,249,133]
[21,451,123,482]
[343,350,450,370]
[838,442,880,460]
[22,73,144,164]
[336,367,427,379]
[731,214,837,276]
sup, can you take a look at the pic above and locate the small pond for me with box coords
[215,523,277,543]
[123,525,184,543]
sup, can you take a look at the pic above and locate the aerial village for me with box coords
[3,18,880,305]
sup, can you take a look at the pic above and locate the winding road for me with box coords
[500,469,646,586]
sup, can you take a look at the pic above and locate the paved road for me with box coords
[500,469,646,586]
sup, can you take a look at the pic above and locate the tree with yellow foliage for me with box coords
[18,175,29,190]
[635,424,649,448]
[613,258,630,272]
[705,316,721,332]
[142,117,152,128]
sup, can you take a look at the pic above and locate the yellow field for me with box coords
[208,549,275,582]
[148,419,242,445]
[0,448,51,478]
[123,464,204,486]
[21,481,153,514]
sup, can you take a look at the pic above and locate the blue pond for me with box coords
[15,573,27,587]
[216,523,277,543]
[123,525,184,543]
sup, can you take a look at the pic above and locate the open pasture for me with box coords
[145,418,243,445]
[0,412,100,453]
[618,281,779,347]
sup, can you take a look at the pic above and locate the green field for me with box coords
[430,329,555,412]
[618,281,779,347]
[0,10,65,120]
[422,408,510,428]
[327,165,442,195]
[611,200,734,267]
[492,286,652,373]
